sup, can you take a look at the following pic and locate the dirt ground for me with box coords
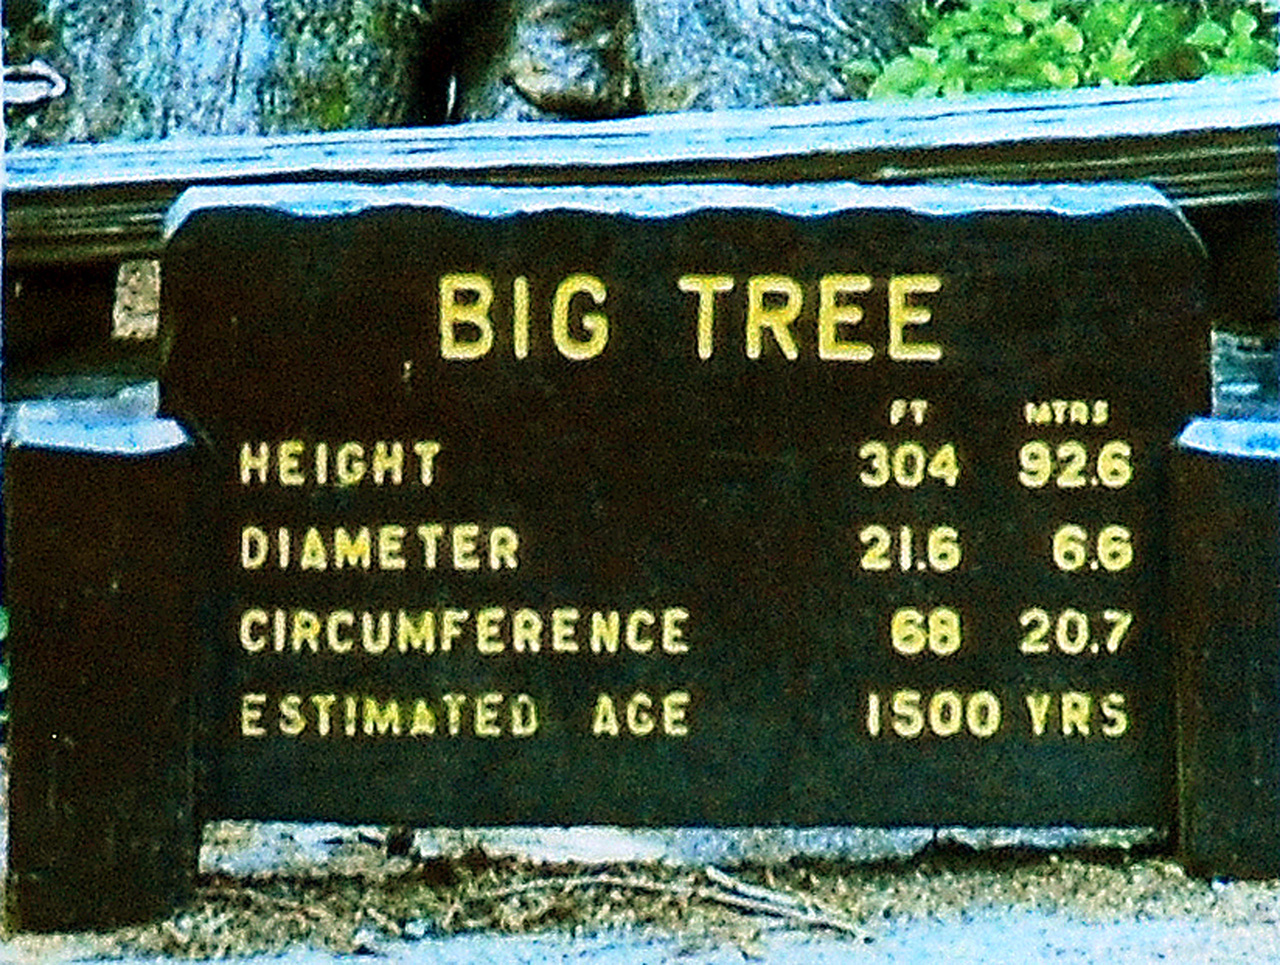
[2,749,1280,961]
[1,816,1280,961]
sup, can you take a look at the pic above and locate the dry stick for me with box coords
[705,866,805,909]
[468,874,865,936]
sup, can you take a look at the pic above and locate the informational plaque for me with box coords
[161,182,1205,827]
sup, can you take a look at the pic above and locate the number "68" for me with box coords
[890,607,962,656]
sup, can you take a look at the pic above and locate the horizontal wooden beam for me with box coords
[5,74,1277,267]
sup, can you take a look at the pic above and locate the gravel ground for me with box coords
[1,751,1279,962]
[2,818,1280,962]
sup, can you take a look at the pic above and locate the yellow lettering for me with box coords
[397,610,435,653]
[661,607,689,654]
[312,694,336,736]
[442,693,467,735]
[452,524,481,570]
[441,609,468,652]
[511,694,539,736]
[928,690,963,737]
[291,610,321,653]
[336,442,365,485]
[241,526,268,569]
[489,526,519,569]
[475,693,503,737]
[327,610,354,653]
[279,694,306,736]
[1101,692,1128,737]
[440,273,495,360]
[887,274,942,362]
[967,691,1001,738]
[345,696,358,736]
[891,690,924,738]
[241,693,267,737]
[678,274,734,360]
[410,700,436,736]
[372,441,403,485]
[592,693,620,736]
[362,611,391,654]
[363,696,402,736]
[378,525,407,570]
[626,692,655,735]
[476,607,505,654]
[590,611,620,654]
[240,609,268,652]
[513,609,542,652]
[818,274,873,361]
[1061,691,1091,736]
[1025,692,1052,736]
[333,527,371,570]
[663,691,690,736]
[513,275,530,359]
[552,274,608,360]
[418,524,445,568]
[746,275,801,360]
[277,440,305,485]
[1025,402,1053,425]
[240,442,270,484]
[626,610,654,653]
[414,441,442,485]
[299,528,327,570]
[552,608,579,653]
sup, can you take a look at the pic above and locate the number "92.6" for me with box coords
[1018,440,1132,489]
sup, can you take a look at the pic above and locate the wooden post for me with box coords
[1174,418,1280,878]
[4,402,197,930]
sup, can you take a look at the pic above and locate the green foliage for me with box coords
[856,0,1278,98]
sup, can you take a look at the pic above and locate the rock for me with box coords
[455,0,639,121]
[632,0,917,112]
[2,0,467,145]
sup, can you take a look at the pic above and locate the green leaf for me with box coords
[1045,17,1086,54]
[1231,10,1260,39]
[1016,1,1053,23]
[843,58,881,79]
[1042,60,1082,87]
[868,53,939,98]
[1091,37,1143,83]
[862,0,1278,99]
[1186,20,1228,49]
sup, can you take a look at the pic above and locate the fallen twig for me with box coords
[705,866,804,909]
[467,873,865,936]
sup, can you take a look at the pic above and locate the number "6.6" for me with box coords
[1052,524,1133,572]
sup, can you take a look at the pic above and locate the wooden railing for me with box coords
[5,73,1277,269]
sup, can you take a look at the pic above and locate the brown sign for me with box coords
[159,182,1206,826]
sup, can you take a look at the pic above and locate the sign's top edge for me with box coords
[1178,418,1280,461]
[163,181,1176,242]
